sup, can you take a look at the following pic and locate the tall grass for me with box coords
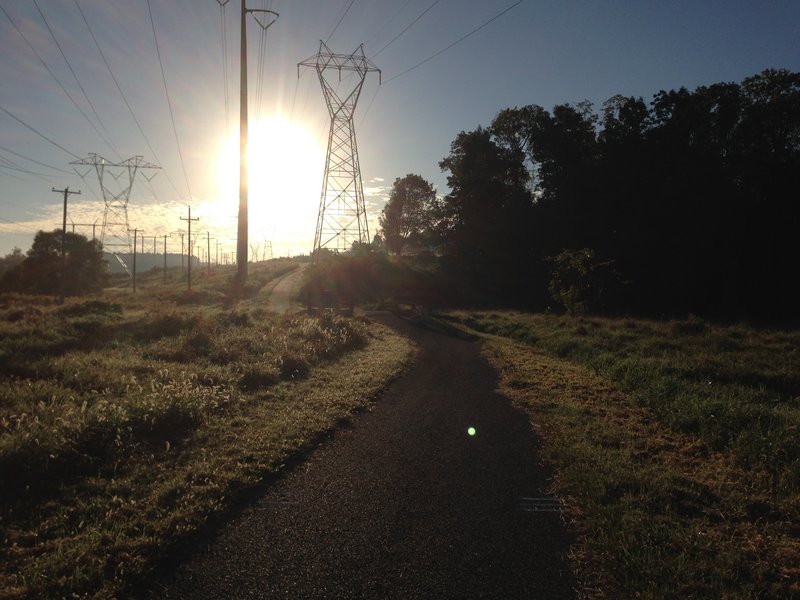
[444,310,800,597]
[451,311,800,495]
[0,263,413,599]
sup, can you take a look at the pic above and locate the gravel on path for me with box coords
[146,313,576,599]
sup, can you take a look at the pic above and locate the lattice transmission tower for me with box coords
[299,41,380,257]
[71,154,160,271]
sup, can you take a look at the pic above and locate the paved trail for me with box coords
[265,265,307,313]
[147,315,576,599]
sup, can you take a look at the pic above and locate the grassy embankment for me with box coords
[443,311,799,599]
[0,262,413,599]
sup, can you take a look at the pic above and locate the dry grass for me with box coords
[0,264,413,599]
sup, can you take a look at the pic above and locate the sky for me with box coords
[1,0,799,260]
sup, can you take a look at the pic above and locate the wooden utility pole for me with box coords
[207,231,213,277]
[131,228,140,293]
[52,186,81,304]
[237,2,278,287]
[237,0,248,286]
[178,232,185,270]
[163,235,168,283]
[181,206,199,290]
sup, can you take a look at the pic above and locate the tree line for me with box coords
[378,69,800,321]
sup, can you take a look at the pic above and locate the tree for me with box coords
[0,230,108,295]
[0,247,24,279]
[547,248,616,316]
[378,174,437,255]
[437,127,534,304]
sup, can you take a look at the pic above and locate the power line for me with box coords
[358,85,381,128]
[0,4,114,156]
[325,0,357,44]
[371,0,444,59]
[0,105,82,161]
[31,0,120,159]
[0,166,30,182]
[0,145,74,175]
[383,0,524,84]
[288,76,301,124]
[0,157,57,179]
[254,1,270,121]
[73,0,183,202]
[0,151,101,199]
[146,0,193,202]
[364,0,414,47]
[217,1,231,137]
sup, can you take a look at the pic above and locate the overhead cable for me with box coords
[325,0,357,44]
[372,0,443,59]
[0,145,75,175]
[73,0,181,202]
[146,0,193,201]
[0,105,82,161]
[364,0,414,47]
[218,0,231,136]
[31,0,120,159]
[0,4,114,156]
[384,0,524,84]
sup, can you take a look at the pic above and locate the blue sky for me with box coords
[1,0,799,258]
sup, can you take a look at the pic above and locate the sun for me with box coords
[215,115,325,256]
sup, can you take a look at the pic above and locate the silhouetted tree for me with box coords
[378,174,438,255]
[437,127,534,304]
[0,230,108,295]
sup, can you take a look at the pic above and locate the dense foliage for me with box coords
[425,69,799,320]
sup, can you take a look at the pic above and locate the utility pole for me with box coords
[131,228,141,293]
[178,231,185,270]
[207,231,213,277]
[52,186,81,304]
[181,206,199,290]
[164,234,168,283]
[237,2,279,287]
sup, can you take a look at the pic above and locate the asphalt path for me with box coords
[146,314,576,599]
[265,265,307,313]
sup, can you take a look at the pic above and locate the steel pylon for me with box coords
[71,154,160,271]
[299,41,380,257]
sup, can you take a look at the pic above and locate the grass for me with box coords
[0,262,413,599]
[441,311,800,599]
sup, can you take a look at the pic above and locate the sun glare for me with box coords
[215,116,324,256]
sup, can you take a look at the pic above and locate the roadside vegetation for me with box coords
[442,311,800,598]
[0,262,413,599]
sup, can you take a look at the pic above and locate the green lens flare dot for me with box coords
[467,427,476,436]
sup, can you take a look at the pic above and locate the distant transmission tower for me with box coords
[71,154,160,271]
[299,41,380,258]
